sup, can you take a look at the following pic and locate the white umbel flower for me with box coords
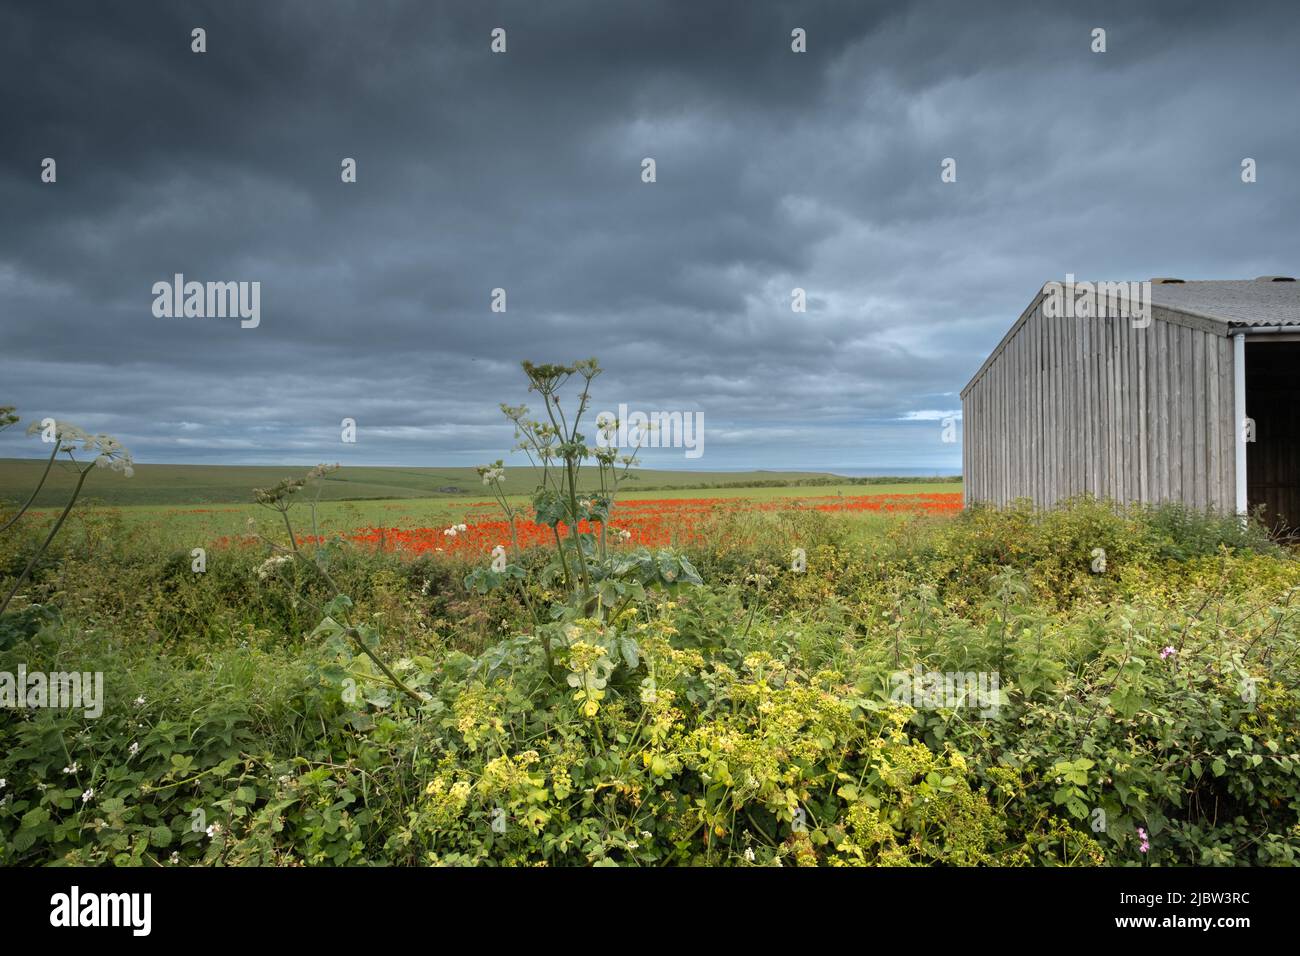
[256,554,293,579]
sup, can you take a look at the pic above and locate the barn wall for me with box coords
[962,296,1238,510]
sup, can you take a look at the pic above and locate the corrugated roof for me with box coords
[1150,279,1300,327]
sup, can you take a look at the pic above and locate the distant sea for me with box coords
[819,467,961,477]
[701,467,960,477]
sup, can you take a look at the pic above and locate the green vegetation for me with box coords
[1,371,1296,867]
[2,493,1296,866]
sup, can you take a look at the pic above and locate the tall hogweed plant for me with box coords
[0,409,134,623]
[465,359,701,688]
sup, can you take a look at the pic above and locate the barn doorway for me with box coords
[1247,340,1300,534]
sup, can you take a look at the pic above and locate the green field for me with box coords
[0,457,962,546]
[2,466,963,547]
[0,458,959,508]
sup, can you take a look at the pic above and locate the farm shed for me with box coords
[961,278,1300,529]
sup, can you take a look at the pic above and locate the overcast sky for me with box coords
[2,0,1297,473]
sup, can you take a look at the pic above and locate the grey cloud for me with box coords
[2,0,1298,472]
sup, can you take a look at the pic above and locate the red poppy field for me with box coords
[344,491,964,555]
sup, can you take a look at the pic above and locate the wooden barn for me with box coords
[961,277,1300,529]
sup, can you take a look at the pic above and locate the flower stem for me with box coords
[0,463,92,616]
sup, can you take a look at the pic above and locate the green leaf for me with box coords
[617,636,640,669]
[19,806,50,831]
[323,594,354,618]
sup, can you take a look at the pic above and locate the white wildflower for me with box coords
[256,554,293,579]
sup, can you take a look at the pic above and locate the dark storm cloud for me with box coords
[2,0,1298,471]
